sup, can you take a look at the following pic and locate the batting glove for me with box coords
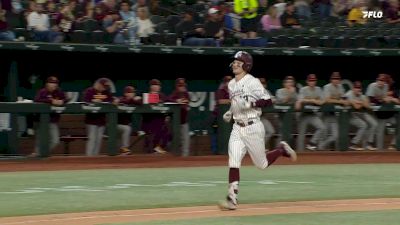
[223,110,233,123]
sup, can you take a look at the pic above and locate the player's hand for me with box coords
[223,110,232,123]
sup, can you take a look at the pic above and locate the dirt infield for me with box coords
[0,151,400,172]
[1,198,400,225]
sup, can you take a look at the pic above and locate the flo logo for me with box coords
[362,11,383,18]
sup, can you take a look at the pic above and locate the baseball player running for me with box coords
[218,51,297,210]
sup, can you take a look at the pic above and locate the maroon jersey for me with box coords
[83,87,113,126]
[118,96,142,125]
[34,88,66,123]
[168,90,190,124]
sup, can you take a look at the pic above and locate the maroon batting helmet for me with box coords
[233,51,253,72]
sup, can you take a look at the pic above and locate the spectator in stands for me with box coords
[132,0,148,13]
[168,78,191,157]
[204,7,224,45]
[175,8,215,46]
[260,5,282,32]
[142,79,170,154]
[58,4,75,33]
[118,85,142,155]
[347,0,367,26]
[102,9,125,43]
[346,81,378,151]
[119,0,137,42]
[98,0,117,15]
[45,0,60,22]
[274,0,287,18]
[280,1,301,28]
[276,76,297,104]
[294,0,311,19]
[258,0,269,16]
[234,0,259,38]
[94,4,105,21]
[0,3,17,41]
[315,0,332,18]
[76,1,95,22]
[136,6,154,43]
[296,74,325,151]
[385,0,400,24]
[27,2,63,42]
[331,0,352,17]
[149,0,160,15]
[32,76,66,157]
[83,78,116,156]
[259,77,276,149]
[222,1,241,32]
[11,0,24,14]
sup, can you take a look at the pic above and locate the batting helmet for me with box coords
[232,51,253,72]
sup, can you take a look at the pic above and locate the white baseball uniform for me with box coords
[228,74,271,169]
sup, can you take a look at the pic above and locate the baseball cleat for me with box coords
[306,144,317,151]
[349,145,363,151]
[366,145,377,151]
[218,197,238,211]
[280,141,297,162]
[153,146,167,154]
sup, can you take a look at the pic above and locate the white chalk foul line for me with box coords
[2,200,400,225]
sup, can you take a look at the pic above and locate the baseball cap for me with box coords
[284,76,295,81]
[223,75,232,83]
[353,81,362,89]
[330,72,341,80]
[98,78,111,88]
[124,86,135,93]
[149,79,161,86]
[307,74,317,81]
[176,78,186,87]
[258,77,267,84]
[46,76,59,84]
[377,74,387,82]
[208,7,219,15]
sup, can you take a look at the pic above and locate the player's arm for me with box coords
[249,79,272,108]
[34,90,52,104]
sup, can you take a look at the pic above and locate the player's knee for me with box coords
[255,162,268,170]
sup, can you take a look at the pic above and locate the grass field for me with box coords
[106,209,400,225]
[1,163,400,219]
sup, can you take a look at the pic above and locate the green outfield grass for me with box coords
[0,164,400,217]
[108,209,400,225]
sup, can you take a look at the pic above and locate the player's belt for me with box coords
[236,120,254,127]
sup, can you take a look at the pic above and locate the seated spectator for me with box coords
[136,6,154,43]
[119,0,137,42]
[98,0,118,16]
[175,8,215,46]
[204,7,224,44]
[132,0,149,14]
[294,0,311,19]
[46,0,61,23]
[0,4,17,41]
[261,6,282,32]
[274,0,287,18]
[11,0,24,14]
[258,0,269,16]
[331,0,352,17]
[58,4,75,33]
[280,1,301,28]
[234,0,259,38]
[102,10,125,44]
[94,5,105,22]
[27,2,63,42]
[149,0,160,16]
[385,0,400,24]
[315,0,332,18]
[222,1,241,32]
[347,0,367,26]
[76,1,95,22]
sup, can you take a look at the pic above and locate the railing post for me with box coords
[38,113,50,157]
[217,104,232,155]
[280,109,294,146]
[171,105,181,155]
[338,109,350,151]
[106,107,118,156]
[396,111,400,151]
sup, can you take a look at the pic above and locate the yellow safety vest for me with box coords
[234,0,259,19]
